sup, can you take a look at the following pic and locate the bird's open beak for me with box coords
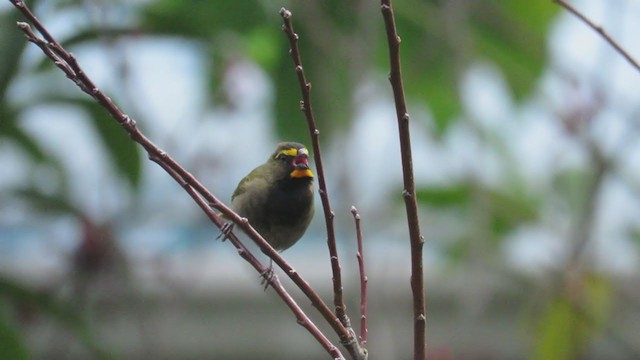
[290,153,314,178]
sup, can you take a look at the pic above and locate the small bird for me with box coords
[227,142,315,252]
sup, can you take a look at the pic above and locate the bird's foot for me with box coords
[217,222,234,242]
[259,262,275,291]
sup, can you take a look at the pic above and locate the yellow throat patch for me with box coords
[291,169,314,178]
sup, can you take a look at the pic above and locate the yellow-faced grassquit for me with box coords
[229,142,315,251]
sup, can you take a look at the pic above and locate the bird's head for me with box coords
[269,142,314,181]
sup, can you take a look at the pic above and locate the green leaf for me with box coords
[416,183,539,238]
[0,108,67,188]
[0,276,112,360]
[420,69,461,134]
[0,109,49,164]
[582,274,613,330]
[390,2,461,134]
[533,274,613,360]
[245,26,282,70]
[0,7,28,101]
[553,168,591,213]
[629,227,640,249]
[442,235,472,266]
[80,99,143,188]
[0,308,30,360]
[273,54,311,142]
[469,1,557,100]
[385,0,558,134]
[533,298,578,360]
[416,184,472,207]
[40,97,143,189]
[485,188,539,237]
[272,28,354,140]
[11,186,79,216]
[142,0,268,38]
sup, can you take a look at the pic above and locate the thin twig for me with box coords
[15,22,92,95]
[151,156,344,359]
[211,191,357,357]
[380,1,427,359]
[554,0,640,73]
[10,2,347,359]
[278,8,367,360]
[350,206,368,346]
[278,4,348,336]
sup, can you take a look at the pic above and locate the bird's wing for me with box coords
[231,166,268,201]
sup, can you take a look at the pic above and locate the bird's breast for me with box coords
[267,181,313,223]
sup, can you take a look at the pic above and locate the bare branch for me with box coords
[151,156,344,359]
[350,206,368,346]
[279,8,367,360]
[278,8,345,321]
[10,2,347,358]
[380,1,427,359]
[211,192,357,356]
[15,22,92,95]
[554,0,640,73]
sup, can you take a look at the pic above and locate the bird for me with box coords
[225,141,315,252]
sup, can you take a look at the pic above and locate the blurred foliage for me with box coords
[555,162,596,204]
[3,0,636,359]
[141,0,557,137]
[391,0,556,134]
[0,3,142,191]
[56,97,142,187]
[630,227,640,249]
[0,307,30,360]
[417,182,539,252]
[12,187,78,216]
[0,5,28,100]
[0,0,559,204]
[533,274,613,360]
[0,277,112,359]
[0,1,59,168]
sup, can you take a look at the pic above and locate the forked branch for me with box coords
[152,157,343,359]
[351,206,368,345]
[10,1,348,358]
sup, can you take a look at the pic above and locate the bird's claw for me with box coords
[260,264,275,291]
[217,222,234,242]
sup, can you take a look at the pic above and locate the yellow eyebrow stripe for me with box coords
[275,147,306,158]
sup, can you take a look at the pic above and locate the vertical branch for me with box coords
[279,9,368,359]
[380,1,427,360]
[350,206,368,345]
[278,8,347,325]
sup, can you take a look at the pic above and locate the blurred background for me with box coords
[1,0,640,359]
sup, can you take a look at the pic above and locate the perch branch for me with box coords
[350,207,368,345]
[380,1,427,359]
[554,0,640,73]
[151,156,344,359]
[10,1,351,358]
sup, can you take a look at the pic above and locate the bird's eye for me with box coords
[278,154,288,161]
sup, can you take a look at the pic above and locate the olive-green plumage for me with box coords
[230,142,315,251]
